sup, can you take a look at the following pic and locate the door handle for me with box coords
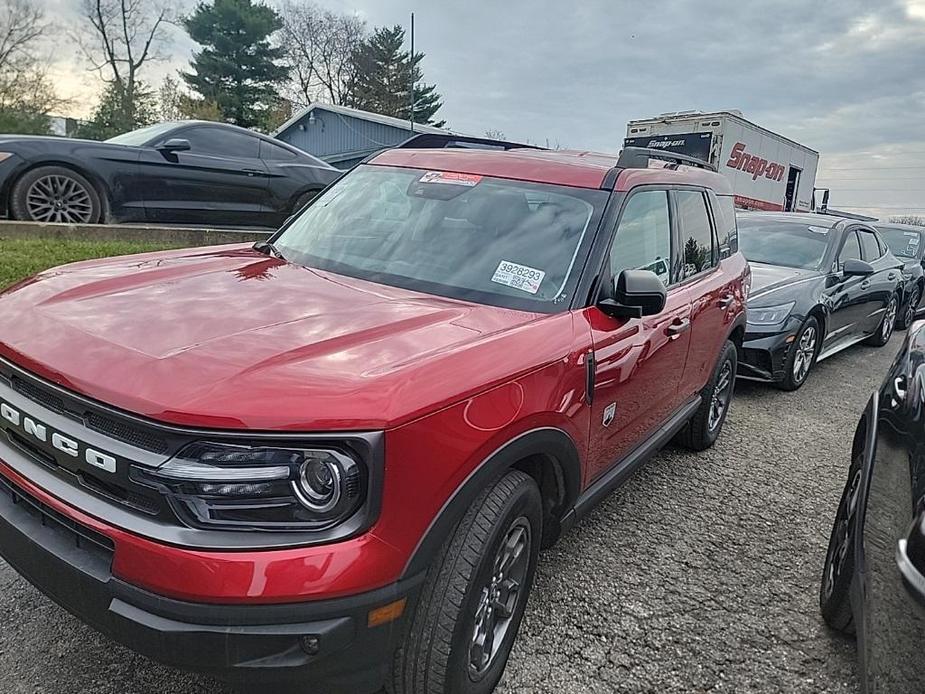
[888,273,897,281]
[666,318,691,340]
[718,294,734,309]
[242,168,263,176]
[860,280,871,290]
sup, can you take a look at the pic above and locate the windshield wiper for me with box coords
[253,240,286,260]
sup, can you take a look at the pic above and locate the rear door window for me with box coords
[675,189,716,279]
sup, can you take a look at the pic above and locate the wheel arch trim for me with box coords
[399,427,582,579]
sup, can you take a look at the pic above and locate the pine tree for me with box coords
[348,25,444,127]
[182,0,289,130]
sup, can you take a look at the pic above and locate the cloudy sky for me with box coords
[40,0,925,219]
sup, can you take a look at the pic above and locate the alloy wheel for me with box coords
[469,518,531,679]
[883,296,897,341]
[905,289,919,328]
[792,325,817,384]
[708,359,733,432]
[26,175,94,223]
[823,468,862,600]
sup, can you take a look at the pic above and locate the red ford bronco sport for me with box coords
[0,139,748,693]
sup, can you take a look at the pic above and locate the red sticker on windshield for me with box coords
[419,171,482,186]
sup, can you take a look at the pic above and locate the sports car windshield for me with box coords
[274,165,607,312]
[106,122,180,146]
[737,219,830,270]
[878,227,923,260]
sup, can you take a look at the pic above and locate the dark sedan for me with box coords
[0,121,340,227]
[820,316,925,692]
[876,222,925,330]
[737,212,902,390]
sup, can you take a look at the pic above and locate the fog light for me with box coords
[300,634,320,655]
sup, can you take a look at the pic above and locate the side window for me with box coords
[839,230,862,269]
[675,190,716,279]
[609,190,672,285]
[712,193,738,259]
[181,127,260,158]
[858,230,882,261]
[260,140,299,161]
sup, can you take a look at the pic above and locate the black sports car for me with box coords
[875,222,925,330]
[737,212,903,390]
[820,315,925,692]
[0,121,340,227]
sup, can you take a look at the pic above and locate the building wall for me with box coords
[277,111,413,167]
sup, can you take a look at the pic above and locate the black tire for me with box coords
[290,189,319,216]
[677,340,737,452]
[776,315,820,391]
[864,292,898,346]
[390,470,542,694]
[10,165,103,224]
[820,454,863,635]
[897,285,921,331]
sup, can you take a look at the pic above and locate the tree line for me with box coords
[0,0,444,139]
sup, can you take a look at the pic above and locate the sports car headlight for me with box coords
[130,442,365,531]
[747,302,795,326]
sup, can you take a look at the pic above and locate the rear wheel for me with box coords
[865,293,898,346]
[11,166,103,224]
[777,316,819,391]
[677,340,737,451]
[390,470,541,694]
[897,285,920,331]
[820,456,862,634]
[290,190,319,216]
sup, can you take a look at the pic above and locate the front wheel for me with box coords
[820,457,862,634]
[390,470,542,694]
[864,292,898,346]
[777,316,819,391]
[10,166,103,224]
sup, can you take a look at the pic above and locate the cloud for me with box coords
[33,0,925,218]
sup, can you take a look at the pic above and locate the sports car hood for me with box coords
[748,262,821,303]
[0,245,571,430]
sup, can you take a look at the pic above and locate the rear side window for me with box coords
[858,230,882,261]
[610,190,673,285]
[675,190,716,279]
[260,140,299,161]
[713,194,738,259]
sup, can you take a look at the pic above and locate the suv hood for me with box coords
[0,246,571,430]
[748,262,820,302]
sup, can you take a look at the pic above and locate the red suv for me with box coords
[0,141,748,694]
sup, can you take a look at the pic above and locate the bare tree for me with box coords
[889,215,925,227]
[484,129,506,140]
[279,1,365,106]
[77,0,172,128]
[0,0,45,73]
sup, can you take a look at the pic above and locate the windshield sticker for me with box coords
[807,225,830,234]
[906,233,920,245]
[492,260,546,295]
[419,171,482,186]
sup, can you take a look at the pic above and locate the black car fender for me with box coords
[400,426,582,579]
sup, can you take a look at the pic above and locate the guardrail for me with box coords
[0,220,273,246]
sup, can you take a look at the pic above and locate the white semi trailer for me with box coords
[625,111,819,213]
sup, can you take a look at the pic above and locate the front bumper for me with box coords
[0,466,421,692]
[740,320,801,382]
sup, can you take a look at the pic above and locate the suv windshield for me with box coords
[878,227,923,260]
[737,219,830,269]
[274,165,607,312]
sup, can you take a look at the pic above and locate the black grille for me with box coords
[0,473,115,563]
[11,376,66,414]
[85,411,169,455]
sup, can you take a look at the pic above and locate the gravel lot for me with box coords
[0,336,898,693]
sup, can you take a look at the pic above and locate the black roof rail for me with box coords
[397,132,543,151]
[616,146,716,172]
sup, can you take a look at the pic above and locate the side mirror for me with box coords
[597,269,667,319]
[157,138,191,153]
[843,258,875,276]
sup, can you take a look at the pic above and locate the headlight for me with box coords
[747,302,795,326]
[131,442,365,531]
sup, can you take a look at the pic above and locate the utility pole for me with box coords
[409,12,415,133]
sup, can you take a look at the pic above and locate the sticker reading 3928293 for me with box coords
[492,260,546,295]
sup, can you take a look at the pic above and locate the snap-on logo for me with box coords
[725,142,786,182]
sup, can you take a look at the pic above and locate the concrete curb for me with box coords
[0,220,273,246]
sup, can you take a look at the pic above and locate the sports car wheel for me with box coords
[11,166,103,224]
[865,293,898,346]
[898,285,921,331]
